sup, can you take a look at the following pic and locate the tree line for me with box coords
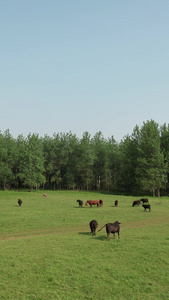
[1,120,169,196]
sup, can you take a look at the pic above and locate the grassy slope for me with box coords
[0,190,169,300]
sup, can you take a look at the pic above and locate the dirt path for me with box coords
[0,226,88,241]
[0,215,168,241]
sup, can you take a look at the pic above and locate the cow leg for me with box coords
[113,233,115,239]
[107,233,110,240]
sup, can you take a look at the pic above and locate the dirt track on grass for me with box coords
[0,226,88,241]
[0,215,169,241]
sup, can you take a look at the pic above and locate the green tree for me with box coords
[62,132,79,189]
[51,133,68,189]
[136,120,167,196]
[0,130,17,189]
[105,136,119,192]
[42,135,54,189]
[18,133,45,191]
[77,132,95,190]
[116,126,140,194]
[160,123,169,192]
[92,131,109,190]
[42,134,63,189]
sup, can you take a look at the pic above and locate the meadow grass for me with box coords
[0,190,169,299]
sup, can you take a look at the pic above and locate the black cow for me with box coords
[132,200,141,207]
[98,221,121,240]
[140,198,149,204]
[115,200,118,207]
[99,199,103,206]
[89,220,98,236]
[18,199,23,206]
[142,204,151,212]
[77,199,83,208]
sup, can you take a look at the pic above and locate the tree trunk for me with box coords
[153,188,155,197]
[157,188,160,197]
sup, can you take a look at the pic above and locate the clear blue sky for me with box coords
[1,0,169,142]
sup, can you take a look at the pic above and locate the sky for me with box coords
[1,0,169,142]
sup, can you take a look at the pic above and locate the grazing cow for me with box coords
[140,198,149,204]
[89,220,98,236]
[18,199,23,206]
[43,194,48,197]
[98,221,121,240]
[85,200,100,208]
[132,200,141,207]
[99,199,103,206]
[77,199,83,208]
[142,204,151,212]
[115,200,118,207]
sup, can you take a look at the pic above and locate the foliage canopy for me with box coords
[0,120,169,196]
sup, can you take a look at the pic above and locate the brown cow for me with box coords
[85,200,100,208]
[43,194,48,197]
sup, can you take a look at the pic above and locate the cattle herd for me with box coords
[132,198,151,212]
[76,197,151,240]
[16,195,151,241]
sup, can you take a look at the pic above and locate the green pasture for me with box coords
[0,190,169,300]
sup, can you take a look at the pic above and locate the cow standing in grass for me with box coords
[77,199,83,208]
[115,200,118,207]
[140,198,149,204]
[89,220,98,236]
[85,200,100,208]
[18,199,23,206]
[142,204,151,212]
[99,199,103,206]
[132,200,141,207]
[98,221,121,240]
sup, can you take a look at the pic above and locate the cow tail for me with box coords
[98,224,106,232]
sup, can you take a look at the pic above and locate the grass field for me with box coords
[0,190,169,300]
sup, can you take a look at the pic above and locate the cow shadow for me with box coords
[78,232,91,236]
[74,206,86,209]
[95,235,107,241]
[78,232,107,241]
